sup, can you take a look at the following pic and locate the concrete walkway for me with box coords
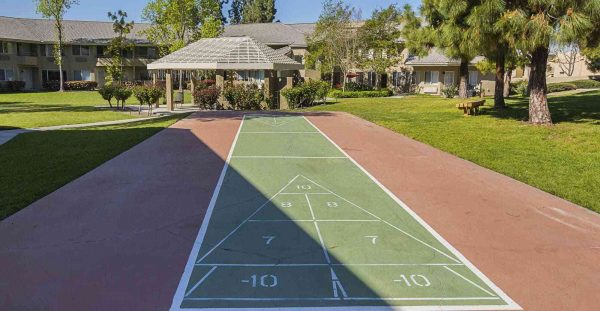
[0,106,197,146]
[1,111,599,310]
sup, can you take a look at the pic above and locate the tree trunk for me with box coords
[458,60,469,98]
[494,47,506,109]
[503,69,512,98]
[528,46,552,125]
[58,34,64,92]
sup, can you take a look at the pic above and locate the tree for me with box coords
[467,0,513,108]
[496,1,598,125]
[142,0,201,56]
[106,10,134,88]
[198,0,226,24]
[307,0,360,90]
[35,0,79,92]
[229,0,245,24]
[142,0,202,91]
[551,43,580,77]
[357,5,403,90]
[242,0,276,23]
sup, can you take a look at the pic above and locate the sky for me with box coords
[2,0,421,23]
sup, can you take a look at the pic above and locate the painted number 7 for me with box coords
[262,236,276,245]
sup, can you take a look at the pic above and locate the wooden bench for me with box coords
[456,100,485,116]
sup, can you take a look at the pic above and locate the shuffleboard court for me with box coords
[170,114,521,310]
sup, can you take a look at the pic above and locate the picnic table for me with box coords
[456,100,485,116]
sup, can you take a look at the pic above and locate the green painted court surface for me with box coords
[171,115,520,310]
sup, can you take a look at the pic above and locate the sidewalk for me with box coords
[0,106,197,146]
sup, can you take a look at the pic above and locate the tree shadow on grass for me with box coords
[482,91,600,125]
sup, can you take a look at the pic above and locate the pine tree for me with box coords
[496,0,598,125]
[242,0,276,23]
[409,0,479,98]
[229,0,245,24]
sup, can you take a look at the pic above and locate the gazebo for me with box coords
[147,36,304,110]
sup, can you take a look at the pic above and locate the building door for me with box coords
[21,68,33,90]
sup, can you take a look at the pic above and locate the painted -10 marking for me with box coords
[242,274,279,288]
[394,274,431,287]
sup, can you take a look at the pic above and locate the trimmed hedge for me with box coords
[43,81,98,91]
[0,81,26,92]
[194,86,221,110]
[280,80,330,109]
[329,89,393,98]
[547,83,577,93]
[570,79,600,89]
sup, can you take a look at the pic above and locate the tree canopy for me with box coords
[35,0,79,92]
[142,0,201,56]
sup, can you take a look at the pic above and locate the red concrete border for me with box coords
[0,112,244,311]
[306,111,600,310]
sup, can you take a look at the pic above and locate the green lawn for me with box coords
[0,113,189,220]
[307,91,600,213]
[0,90,193,130]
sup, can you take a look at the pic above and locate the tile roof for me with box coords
[0,16,152,44]
[221,22,315,47]
[147,36,303,70]
[405,48,485,65]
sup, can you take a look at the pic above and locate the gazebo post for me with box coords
[216,70,226,108]
[190,72,196,106]
[165,70,174,111]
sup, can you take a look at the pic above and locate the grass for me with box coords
[306,91,600,213]
[0,113,189,220]
[0,90,193,130]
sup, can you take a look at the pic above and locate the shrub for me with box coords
[194,86,221,110]
[64,81,98,91]
[511,80,528,96]
[344,81,374,91]
[328,89,393,98]
[223,84,264,110]
[113,86,132,109]
[98,85,116,108]
[441,85,459,98]
[5,81,26,92]
[132,86,164,115]
[547,82,577,93]
[43,80,98,91]
[570,79,600,89]
[280,80,331,109]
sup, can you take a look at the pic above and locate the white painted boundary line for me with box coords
[241,132,320,134]
[194,263,465,267]
[184,297,502,302]
[444,266,496,297]
[232,156,348,159]
[302,115,522,311]
[185,266,218,297]
[169,115,247,311]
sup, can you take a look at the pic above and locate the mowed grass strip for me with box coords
[306,91,600,213]
[0,91,193,129]
[0,113,189,220]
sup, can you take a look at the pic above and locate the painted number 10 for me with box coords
[242,274,278,288]
[394,274,431,287]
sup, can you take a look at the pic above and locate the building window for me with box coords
[0,42,9,54]
[73,70,91,81]
[72,45,90,56]
[235,70,265,84]
[468,71,479,86]
[424,71,439,84]
[0,69,15,81]
[97,46,107,57]
[42,70,66,82]
[444,71,454,85]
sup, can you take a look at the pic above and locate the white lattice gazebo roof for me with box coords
[147,36,304,71]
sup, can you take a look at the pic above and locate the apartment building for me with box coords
[0,16,157,90]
